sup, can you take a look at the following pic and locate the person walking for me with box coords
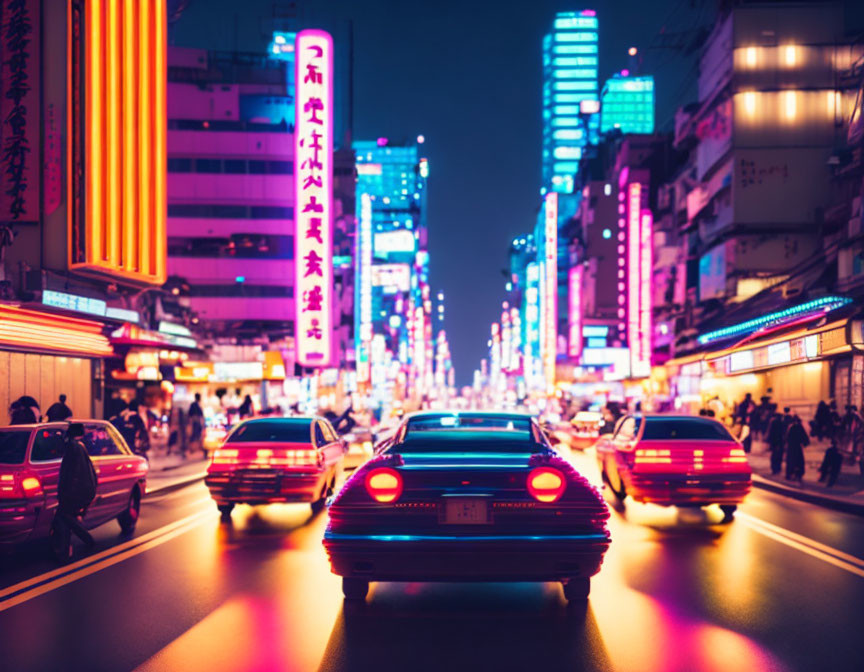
[46,394,73,422]
[813,400,830,441]
[51,423,97,561]
[188,393,205,456]
[238,394,254,419]
[739,414,753,454]
[785,415,809,483]
[9,399,38,425]
[766,411,785,475]
[819,440,843,487]
[111,400,150,458]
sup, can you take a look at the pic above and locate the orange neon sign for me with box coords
[68,0,167,284]
[0,305,113,356]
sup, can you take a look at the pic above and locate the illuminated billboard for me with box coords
[371,264,411,292]
[68,0,167,284]
[295,29,334,367]
[374,230,416,255]
[355,193,373,383]
[543,193,558,393]
[568,265,583,359]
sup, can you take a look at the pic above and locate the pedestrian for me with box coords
[813,400,830,441]
[828,401,842,442]
[189,393,205,456]
[9,399,37,425]
[739,414,753,454]
[737,393,756,424]
[754,396,772,439]
[51,423,97,561]
[45,394,73,422]
[819,441,843,487]
[111,400,150,458]
[238,394,254,419]
[785,415,809,483]
[766,411,785,475]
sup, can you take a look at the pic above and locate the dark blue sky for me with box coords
[173,0,712,386]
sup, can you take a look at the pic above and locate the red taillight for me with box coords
[211,448,239,465]
[365,468,403,503]
[527,467,566,503]
[634,448,672,464]
[0,473,43,499]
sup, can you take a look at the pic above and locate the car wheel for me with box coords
[49,517,73,564]
[342,577,369,601]
[117,487,141,534]
[562,578,590,602]
[218,503,235,519]
[720,504,737,522]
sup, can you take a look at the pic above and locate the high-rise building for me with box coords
[601,74,655,135]
[354,139,430,403]
[542,9,599,194]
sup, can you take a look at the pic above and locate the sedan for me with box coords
[0,421,148,560]
[206,416,346,518]
[323,411,611,603]
[595,414,751,519]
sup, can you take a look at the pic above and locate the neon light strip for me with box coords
[86,0,102,264]
[697,296,852,345]
[121,0,135,271]
[544,193,558,393]
[153,0,167,282]
[626,183,641,375]
[638,210,652,374]
[138,0,151,276]
[324,532,609,542]
[105,0,120,265]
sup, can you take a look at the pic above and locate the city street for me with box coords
[1,451,862,672]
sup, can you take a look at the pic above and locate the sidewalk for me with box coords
[748,439,864,516]
[144,448,209,495]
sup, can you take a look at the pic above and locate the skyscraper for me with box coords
[542,10,599,194]
[600,74,655,135]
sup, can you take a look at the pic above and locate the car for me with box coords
[0,420,148,559]
[569,411,606,450]
[205,416,346,518]
[595,414,751,519]
[323,411,611,603]
[342,427,376,470]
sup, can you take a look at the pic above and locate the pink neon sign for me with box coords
[627,182,641,377]
[638,210,653,375]
[544,193,558,393]
[295,30,334,367]
[568,265,583,359]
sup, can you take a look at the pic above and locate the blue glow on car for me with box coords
[324,532,609,542]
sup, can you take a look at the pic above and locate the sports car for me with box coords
[323,411,611,602]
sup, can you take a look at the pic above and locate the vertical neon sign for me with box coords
[295,29,334,367]
[544,193,558,393]
[568,265,583,359]
[638,210,653,376]
[626,182,641,378]
[356,193,373,382]
[501,307,511,373]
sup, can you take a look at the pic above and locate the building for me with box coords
[542,9,600,194]
[600,74,655,135]
[354,138,431,408]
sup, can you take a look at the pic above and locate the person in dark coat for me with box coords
[46,394,73,422]
[819,441,843,487]
[785,416,809,483]
[766,412,785,475]
[238,395,254,419]
[52,423,97,558]
[9,400,37,425]
[111,400,150,457]
[813,401,830,441]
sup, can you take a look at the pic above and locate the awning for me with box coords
[0,304,113,357]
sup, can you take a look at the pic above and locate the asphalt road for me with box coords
[1,449,863,672]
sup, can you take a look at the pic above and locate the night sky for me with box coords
[173,0,712,386]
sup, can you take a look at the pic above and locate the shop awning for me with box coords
[0,304,113,357]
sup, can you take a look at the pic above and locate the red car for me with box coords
[205,416,346,518]
[0,421,148,558]
[324,411,611,603]
[595,414,751,520]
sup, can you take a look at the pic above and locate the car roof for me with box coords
[405,410,534,421]
[0,419,110,431]
[239,416,318,423]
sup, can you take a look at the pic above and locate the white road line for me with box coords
[738,512,864,578]
[0,503,211,602]
[0,512,213,613]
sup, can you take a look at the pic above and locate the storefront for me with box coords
[0,304,113,422]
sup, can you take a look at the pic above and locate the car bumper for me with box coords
[625,472,751,506]
[205,470,324,504]
[0,500,39,546]
[323,532,610,581]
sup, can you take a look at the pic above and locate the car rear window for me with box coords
[407,415,532,434]
[0,431,30,464]
[393,430,543,454]
[642,418,733,441]
[227,420,312,444]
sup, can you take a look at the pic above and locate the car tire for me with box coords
[720,504,737,522]
[562,578,590,602]
[117,487,141,534]
[342,577,369,601]
[218,503,235,519]
[49,517,73,564]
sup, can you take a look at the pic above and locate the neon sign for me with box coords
[544,193,558,393]
[626,182,642,377]
[295,30,334,367]
[636,210,652,377]
[568,265,583,359]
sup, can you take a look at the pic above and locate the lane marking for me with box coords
[0,512,213,612]
[0,501,211,601]
[738,512,864,578]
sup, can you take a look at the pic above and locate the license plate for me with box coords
[442,498,490,525]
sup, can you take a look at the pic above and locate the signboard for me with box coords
[544,193,558,393]
[295,30,334,367]
[355,193,373,383]
[568,265,583,359]
[637,210,653,376]
[372,263,411,291]
[374,230,416,255]
[43,290,107,317]
[626,183,643,376]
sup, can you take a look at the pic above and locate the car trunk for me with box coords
[632,439,750,475]
[208,441,320,473]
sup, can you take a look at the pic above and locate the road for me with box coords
[1,450,863,672]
